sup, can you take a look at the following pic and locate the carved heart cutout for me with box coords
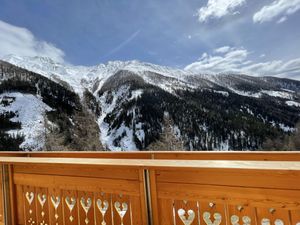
[231,215,240,225]
[274,219,284,225]
[26,192,34,205]
[242,216,251,225]
[178,208,195,225]
[51,196,61,210]
[38,194,47,207]
[65,197,76,212]
[203,212,222,225]
[114,201,128,219]
[261,218,284,225]
[261,218,271,225]
[97,199,109,215]
[231,215,251,225]
[80,197,92,214]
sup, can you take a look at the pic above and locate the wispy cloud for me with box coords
[185,46,300,80]
[103,30,141,58]
[0,20,65,62]
[197,0,246,23]
[253,0,300,23]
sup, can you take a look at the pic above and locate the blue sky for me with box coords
[0,0,300,79]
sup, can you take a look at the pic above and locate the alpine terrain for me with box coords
[1,55,300,151]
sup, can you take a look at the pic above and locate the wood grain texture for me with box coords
[1,152,300,225]
[1,151,300,161]
[0,167,3,224]
[1,157,300,170]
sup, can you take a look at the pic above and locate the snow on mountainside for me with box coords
[2,55,191,96]
[1,55,300,151]
[0,92,52,150]
[3,55,300,98]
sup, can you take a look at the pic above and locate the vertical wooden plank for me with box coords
[112,194,131,225]
[2,164,17,225]
[199,202,226,225]
[158,199,174,225]
[291,210,300,225]
[23,186,37,225]
[63,190,79,225]
[8,165,17,225]
[138,169,148,225]
[94,192,112,225]
[130,196,143,225]
[174,200,199,225]
[256,208,290,225]
[48,188,63,225]
[36,187,50,225]
[78,191,95,225]
[149,170,159,225]
[16,185,24,225]
[0,167,3,224]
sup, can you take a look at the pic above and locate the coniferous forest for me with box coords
[1,60,300,151]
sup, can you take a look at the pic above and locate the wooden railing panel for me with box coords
[151,167,300,225]
[12,165,146,225]
[0,154,300,225]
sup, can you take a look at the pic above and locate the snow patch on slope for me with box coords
[286,101,300,107]
[97,86,138,151]
[260,90,293,99]
[0,92,52,150]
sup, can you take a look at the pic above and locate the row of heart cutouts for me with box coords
[178,209,289,225]
[25,192,128,218]
[178,209,222,225]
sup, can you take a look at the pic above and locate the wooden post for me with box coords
[144,169,154,225]
[1,164,12,225]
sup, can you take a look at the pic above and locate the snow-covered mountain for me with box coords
[1,55,300,151]
[2,55,191,95]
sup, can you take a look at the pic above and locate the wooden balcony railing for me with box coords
[0,152,299,225]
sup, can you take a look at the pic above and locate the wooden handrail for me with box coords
[0,153,299,225]
[0,157,300,170]
[0,151,300,161]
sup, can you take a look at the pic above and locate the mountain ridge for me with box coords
[1,55,300,151]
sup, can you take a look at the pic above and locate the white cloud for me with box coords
[198,0,246,22]
[253,0,300,23]
[277,16,287,23]
[0,20,65,62]
[214,46,232,53]
[185,46,300,80]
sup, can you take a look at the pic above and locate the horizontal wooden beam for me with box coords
[0,151,300,161]
[0,157,300,171]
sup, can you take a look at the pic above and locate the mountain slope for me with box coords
[0,60,103,151]
[1,56,300,151]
